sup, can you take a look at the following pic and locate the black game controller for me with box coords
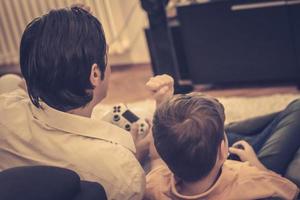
[228,144,245,161]
[234,144,245,150]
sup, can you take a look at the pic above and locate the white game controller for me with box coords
[102,103,149,137]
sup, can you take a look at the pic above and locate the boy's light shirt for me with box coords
[145,160,299,200]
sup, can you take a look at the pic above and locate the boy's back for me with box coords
[146,92,299,200]
[146,160,298,200]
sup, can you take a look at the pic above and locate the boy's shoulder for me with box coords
[145,160,298,200]
[145,164,173,200]
[223,160,299,199]
[224,159,282,180]
[224,159,291,185]
[146,164,172,188]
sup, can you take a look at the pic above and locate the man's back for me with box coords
[0,89,145,200]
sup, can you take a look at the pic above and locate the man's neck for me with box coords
[178,165,222,196]
[67,101,96,118]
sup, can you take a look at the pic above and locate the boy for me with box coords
[145,92,300,199]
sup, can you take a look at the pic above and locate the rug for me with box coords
[92,94,300,124]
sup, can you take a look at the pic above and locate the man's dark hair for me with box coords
[152,93,225,182]
[20,7,107,111]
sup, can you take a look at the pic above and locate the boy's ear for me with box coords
[90,63,100,86]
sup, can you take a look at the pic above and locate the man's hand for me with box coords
[71,3,92,14]
[229,140,267,171]
[149,136,160,161]
[148,134,166,169]
[146,74,174,106]
[131,120,152,162]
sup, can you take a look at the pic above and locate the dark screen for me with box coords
[122,110,139,123]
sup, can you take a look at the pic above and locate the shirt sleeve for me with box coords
[112,149,146,200]
[145,165,173,200]
[124,164,146,200]
[81,142,145,200]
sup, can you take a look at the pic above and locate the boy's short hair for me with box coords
[152,93,225,182]
[20,7,107,111]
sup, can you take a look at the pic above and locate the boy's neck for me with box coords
[178,165,222,196]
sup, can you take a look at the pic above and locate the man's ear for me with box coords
[219,140,228,163]
[90,63,101,87]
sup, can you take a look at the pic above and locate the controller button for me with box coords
[125,124,131,131]
[113,115,120,121]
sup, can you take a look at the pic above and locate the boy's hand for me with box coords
[229,140,257,163]
[146,74,174,106]
[229,140,267,171]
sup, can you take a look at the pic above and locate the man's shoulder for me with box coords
[0,89,28,109]
[78,144,145,200]
[0,89,30,125]
[76,141,145,181]
[0,89,28,99]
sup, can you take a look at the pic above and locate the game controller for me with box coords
[228,144,245,161]
[102,103,149,137]
[234,144,245,150]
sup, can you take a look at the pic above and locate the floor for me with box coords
[1,63,299,104]
[103,64,300,104]
[102,64,154,104]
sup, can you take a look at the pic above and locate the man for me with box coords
[0,6,172,200]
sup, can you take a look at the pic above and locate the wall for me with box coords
[108,0,150,65]
[0,0,150,66]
